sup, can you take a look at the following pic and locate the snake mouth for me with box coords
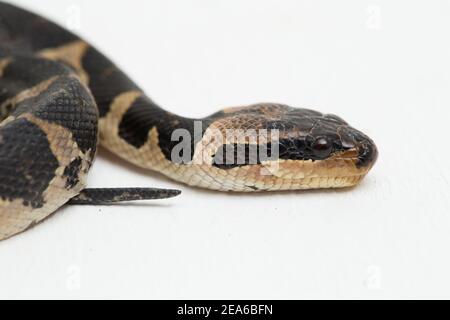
[257,139,378,186]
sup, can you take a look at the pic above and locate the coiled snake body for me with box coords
[0,2,378,240]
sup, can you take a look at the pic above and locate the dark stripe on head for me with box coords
[212,143,264,169]
[0,118,59,208]
[212,137,348,170]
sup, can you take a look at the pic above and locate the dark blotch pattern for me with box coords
[0,118,59,208]
[28,76,98,153]
[8,58,98,154]
[63,157,83,189]
[0,58,71,120]
[0,2,78,57]
[82,47,141,117]
[118,95,200,160]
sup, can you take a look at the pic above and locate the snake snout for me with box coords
[356,139,378,168]
[345,129,378,169]
[338,126,378,169]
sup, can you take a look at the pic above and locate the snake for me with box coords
[0,2,378,241]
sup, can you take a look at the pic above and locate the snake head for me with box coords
[197,103,378,191]
[268,108,378,170]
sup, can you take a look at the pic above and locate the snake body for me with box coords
[0,2,378,240]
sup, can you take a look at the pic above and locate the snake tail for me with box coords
[68,188,181,205]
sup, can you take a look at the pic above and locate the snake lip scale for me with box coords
[0,2,378,241]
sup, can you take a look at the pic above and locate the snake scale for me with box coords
[0,2,378,241]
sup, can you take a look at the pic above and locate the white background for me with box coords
[1,0,449,299]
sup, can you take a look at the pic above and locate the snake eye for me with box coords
[312,137,333,159]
